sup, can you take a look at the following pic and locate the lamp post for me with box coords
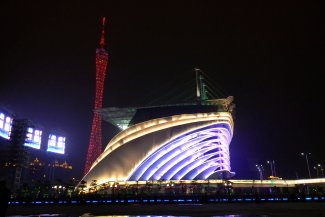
[267,161,274,176]
[272,160,277,177]
[318,164,324,178]
[267,160,277,177]
[256,164,264,180]
[313,166,319,178]
[301,152,311,178]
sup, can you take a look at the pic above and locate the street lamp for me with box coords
[267,161,274,176]
[267,160,277,177]
[313,166,319,178]
[272,160,277,177]
[256,164,264,180]
[301,152,311,178]
[317,164,324,177]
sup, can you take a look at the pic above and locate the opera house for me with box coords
[81,96,235,186]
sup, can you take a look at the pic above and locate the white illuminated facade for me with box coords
[82,102,235,186]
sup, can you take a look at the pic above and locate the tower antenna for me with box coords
[100,17,106,47]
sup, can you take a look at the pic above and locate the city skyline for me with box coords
[1,2,323,180]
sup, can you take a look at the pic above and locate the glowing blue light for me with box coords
[47,134,65,154]
[24,127,42,149]
[127,124,233,181]
[0,113,12,139]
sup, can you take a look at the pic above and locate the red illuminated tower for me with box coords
[84,17,109,175]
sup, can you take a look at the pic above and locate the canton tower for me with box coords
[84,17,109,175]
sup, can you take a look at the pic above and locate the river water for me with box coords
[8,215,268,217]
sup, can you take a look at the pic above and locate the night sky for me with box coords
[1,2,323,180]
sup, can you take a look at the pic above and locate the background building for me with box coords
[0,107,72,191]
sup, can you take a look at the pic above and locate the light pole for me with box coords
[313,166,319,178]
[272,160,277,177]
[318,164,324,177]
[267,161,274,176]
[267,160,277,177]
[301,152,311,178]
[256,164,264,180]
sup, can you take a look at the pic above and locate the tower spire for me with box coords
[84,17,109,175]
[100,17,106,47]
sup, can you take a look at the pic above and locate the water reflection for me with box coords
[8,215,268,217]
[93,215,267,217]
[8,215,64,217]
[87,215,191,217]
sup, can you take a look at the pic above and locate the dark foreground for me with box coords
[6,202,325,217]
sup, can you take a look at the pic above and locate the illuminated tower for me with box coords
[84,17,109,175]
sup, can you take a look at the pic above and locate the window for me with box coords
[4,117,11,132]
[0,113,4,129]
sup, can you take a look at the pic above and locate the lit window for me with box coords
[47,134,65,154]
[34,130,41,143]
[57,137,65,148]
[4,117,11,132]
[49,135,57,146]
[0,113,4,129]
[0,114,11,139]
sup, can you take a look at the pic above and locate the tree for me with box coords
[78,180,87,194]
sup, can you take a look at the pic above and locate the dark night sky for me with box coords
[1,2,324,180]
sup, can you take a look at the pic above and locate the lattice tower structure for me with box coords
[84,17,109,175]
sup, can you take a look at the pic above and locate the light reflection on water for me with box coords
[8,215,268,217]
[94,215,268,217]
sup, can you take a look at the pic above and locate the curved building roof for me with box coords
[82,103,235,186]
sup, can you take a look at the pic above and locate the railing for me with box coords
[8,193,325,206]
